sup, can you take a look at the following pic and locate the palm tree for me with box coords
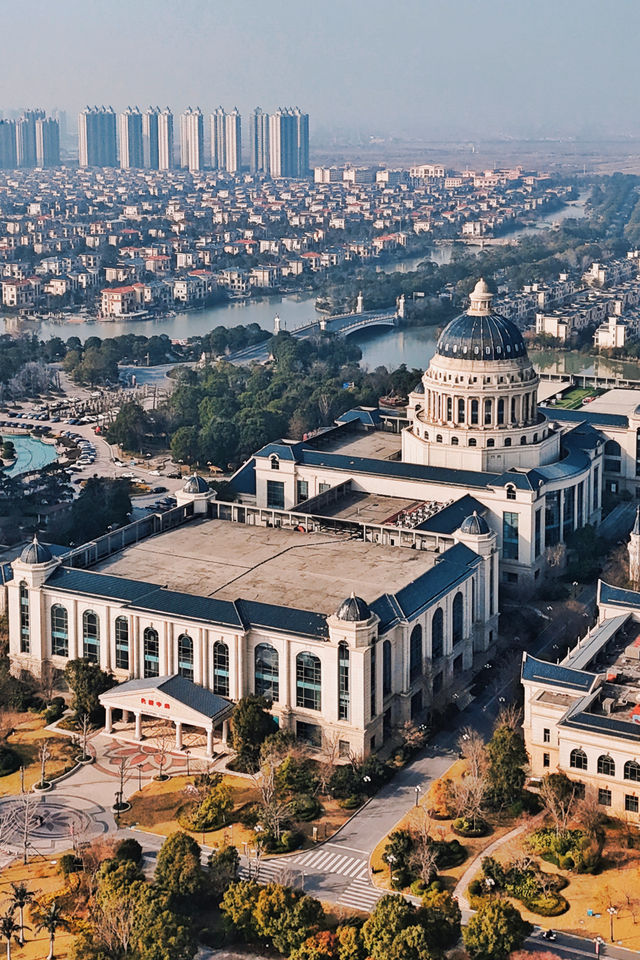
[0,910,20,960]
[8,882,33,944]
[36,901,70,960]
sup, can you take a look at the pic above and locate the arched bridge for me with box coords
[228,307,399,364]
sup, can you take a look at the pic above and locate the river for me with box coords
[1,192,590,374]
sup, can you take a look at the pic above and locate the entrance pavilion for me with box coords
[99,674,234,756]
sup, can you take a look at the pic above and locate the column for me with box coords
[281,639,290,709]
[104,705,113,735]
[236,634,245,698]
[202,630,210,688]
[206,726,214,756]
[104,606,112,671]
[160,621,169,675]
[195,628,204,684]
[222,719,229,747]
[134,711,143,741]
[175,721,183,750]
[129,614,136,677]
[68,598,78,660]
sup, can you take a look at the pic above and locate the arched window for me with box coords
[457,398,465,423]
[507,484,516,500]
[115,616,129,670]
[497,398,505,425]
[484,398,492,425]
[520,435,527,445]
[51,604,68,658]
[487,438,495,447]
[178,633,194,681]
[511,397,517,423]
[409,624,423,682]
[468,437,477,446]
[624,760,640,781]
[597,754,615,777]
[143,627,159,678]
[605,439,621,457]
[523,394,530,422]
[255,643,279,702]
[436,434,443,443]
[504,437,512,447]
[296,652,321,711]
[383,639,392,697]
[83,610,100,663]
[471,399,479,425]
[270,455,280,470]
[19,582,30,653]
[451,436,459,446]
[452,592,464,646]
[431,608,444,660]
[570,748,588,771]
[338,642,350,721]
[213,641,229,697]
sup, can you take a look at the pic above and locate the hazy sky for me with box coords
[4,0,640,139]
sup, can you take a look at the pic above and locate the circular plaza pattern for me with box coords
[0,794,109,860]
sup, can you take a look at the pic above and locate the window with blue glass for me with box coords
[383,639,392,697]
[370,642,376,719]
[51,604,68,658]
[178,633,194,680]
[266,480,285,509]
[115,616,129,670]
[255,643,279,702]
[213,641,230,696]
[452,592,464,645]
[338,642,349,721]
[83,610,100,663]
[19,582,30,653]
[534,508,542,559]
[296,652,321,711]
[563,488,575,541]
[577,481,584,528]
[503,511,519,560]
[143,627,159,678]
[431,608,443,660]
[545,490,560,546]
[409,624,422,682]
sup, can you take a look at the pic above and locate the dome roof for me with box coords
[436,279,526,362]
[460,511,490,536]
[182,473,210,494]
[20,536,53,565]
[335,593,371,622]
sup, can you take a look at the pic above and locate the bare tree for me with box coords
[316,734,341,795]
[458,727,487,779]
[10,793,43,865]
[539,773,577,835]
[575,787,605,837]
[38,742,50,788]
[79,714,91,762]
[37,664,61,707]
[401,720,429,754]
[253,753,291,843]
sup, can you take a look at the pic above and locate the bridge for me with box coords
[227,303,400,365]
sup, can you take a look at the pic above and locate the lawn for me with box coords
[0,714,78,797]
[553,387,600,410]
[119,772,355,854]
[0,856,75,960]
[477,816,640,949]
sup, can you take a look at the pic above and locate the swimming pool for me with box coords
[4,435,58,476]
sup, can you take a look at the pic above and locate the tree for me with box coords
[63,660,115,724]
[114,837,143,865]
[0,910,20,960]
[361,895,415,960]
[230,694,277,771]
[106,401,149,452]
[421,887,461,950]
[388,925,436,960]
[132,888,196,960]
[486,716,528,807]
[220,880,260,940]
[290,930,339,960]
[254,882,324,955]
[382,830,414,889]
[170,425,200,465]
[428,777,455,818]
[336,925,365,960]
[207,844,239,898]
[8,882,33,945]
[35,901,70,960]
[154,832,205,909]
[463,900,532,960]
[539,773,578,835]
[59,477,132,546]
[189,781,233,830]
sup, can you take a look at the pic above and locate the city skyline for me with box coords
[3,0,640,140]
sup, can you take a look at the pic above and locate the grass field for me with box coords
[553,387,600,409]
[0,714,77,797]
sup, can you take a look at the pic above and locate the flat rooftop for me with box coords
[537,380,572,404]
[586,388,640,417]
[315,490,423,525]
[93,517,438,614]
[315,430,402,461]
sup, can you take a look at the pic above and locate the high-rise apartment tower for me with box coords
[119,107,144,169]
[78,107,117,167]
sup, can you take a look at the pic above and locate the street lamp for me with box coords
[607,906,617,942]
[137,763,143,792]
[185,749,191,777]
[415,785,421,807]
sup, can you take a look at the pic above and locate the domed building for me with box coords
[403,279,561,472]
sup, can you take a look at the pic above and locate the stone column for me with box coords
[175,721,183,750]
[104,705,113,735]
[222,719,229,747]
[134,711,143,741]
[206,726,214,756]
[103,606,112,671]
[68,598,78,660]
[236,634,245,698]
[280,639,290,710]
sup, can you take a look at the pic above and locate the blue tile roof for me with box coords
[599,580,640,610]
[101,674,233,720]
[560,709,640,743]
[46,567,163,603]
[521,653,598,692]
[335,407,382,427]
[415,494,487,534]
[541,405,629,429]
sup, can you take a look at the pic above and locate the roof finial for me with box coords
[468,277,493,316]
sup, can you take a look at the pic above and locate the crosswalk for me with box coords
[293,847,369,880]
[337,878,385,911]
